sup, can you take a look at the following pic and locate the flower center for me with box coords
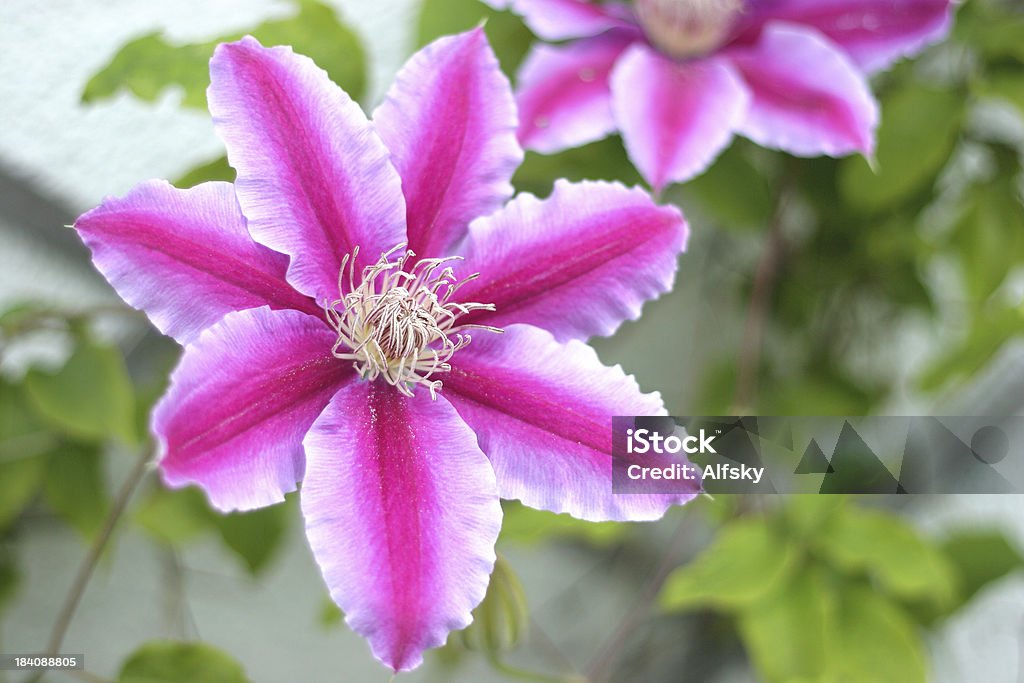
[635,0,743,59]
[324,245,500,399]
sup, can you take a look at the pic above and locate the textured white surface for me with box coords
[0,0,416,208]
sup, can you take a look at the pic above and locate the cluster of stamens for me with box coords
[324,245,500,399]
[635,0,744,59]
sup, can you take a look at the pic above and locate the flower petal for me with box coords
[516,33,634,154]
[154,307,346,512]
[301,382,501,672]
[493,0,634,41]
[728,23,879,158]
[208,36,407,302]
[610,45,750,190]
[372,29,522,258]
[443,324,698,521]
[75,180,316,344]
[454,179,686,342]
[746,0,953,73]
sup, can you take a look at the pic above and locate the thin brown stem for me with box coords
[23,452,151,683]
[583,517,691,683]
[732,178,793,414]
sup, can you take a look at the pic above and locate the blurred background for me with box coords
[1,0,1023,681]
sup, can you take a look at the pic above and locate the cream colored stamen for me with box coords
[324,245,500,399]
[636,0,743,59]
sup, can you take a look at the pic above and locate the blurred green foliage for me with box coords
[118,641,251,683]
[82,0,367,189]
[499,500,627,547]
[82,0,366,109]
[416,0,533,74]
[458,554,529,655]
[661,497,1022,683]
[24,338,137,445]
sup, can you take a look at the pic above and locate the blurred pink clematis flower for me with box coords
[74,29,697,671]
[492,0,954,189]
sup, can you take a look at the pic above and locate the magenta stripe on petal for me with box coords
[611,45,751,190]
[746,0,953,73]
[75,180,316,344]
[154,307,347,512]
[728,23,879,158]
[455,179,686,342]
[516,34,634,154]
[444,324,697,521]
[208,36,407,302]
[302,382,501,672]
[373,29,522,257]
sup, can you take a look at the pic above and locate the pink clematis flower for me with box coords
[74,29,697,671]
[493,0,954,190]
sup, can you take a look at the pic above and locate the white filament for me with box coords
[324,245,500,399]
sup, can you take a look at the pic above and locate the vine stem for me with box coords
[23,451,151,683]
[732,175,794,415]
[583,517,690,683]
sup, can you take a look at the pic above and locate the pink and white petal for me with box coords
[154,307,347,512]
[516,33,634,154]
[372,29,522,258]
[443,325,698,522]
[454,179,686,342]
[728,23,879,158]
[610,45,751,190]
[75,180,316,344]
[302,382,501,672]
[208,37,407,302]
[745,0,952,73]
[494,0,634,41]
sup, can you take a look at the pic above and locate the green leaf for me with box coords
[318,598,343,629]
[175,156,234,188]
[215,503,290,575]
[737,566,833,683]
[956,3,1024,63]
[783,495,846,539]
[831,584,927,683]
[119,641,251,683]
[739,568,927,683]
[680,142,773,231]
[941,530,1024,604]
[24,339,136,444]
[763,371,879,417]
[43,443,110,538]
[416,0,533,75]
[839,85,963,213]
[814,508,957,607]
[950,179,1024,303]
[83,0,366,109]
[0,453,46,531]
[660,519,797,612]
[0,551,20,615]
[82,32,212,108]
[980,69,1024,118]
[919,304,1024,392]
[0,380,50,529]
[459,555,529,655]
[498,500,626,547]
[136,485,218,546]
[513,138,643,197]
